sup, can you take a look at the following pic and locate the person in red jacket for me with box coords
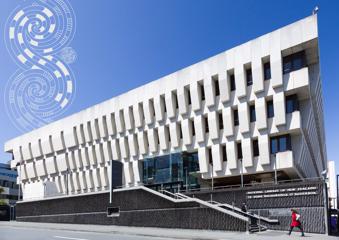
[288,209,305,236]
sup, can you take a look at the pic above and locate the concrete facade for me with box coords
[4,15,326,201]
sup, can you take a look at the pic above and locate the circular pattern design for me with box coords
[59,47,77,64]
[4,0,76,132]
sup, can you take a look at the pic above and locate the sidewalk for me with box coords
[0,221,337,239]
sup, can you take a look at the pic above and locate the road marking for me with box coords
[54,236,89,240]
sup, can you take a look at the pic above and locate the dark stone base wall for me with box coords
[186,180,326,233]
[16,181,327,233]
[16,189,246,231]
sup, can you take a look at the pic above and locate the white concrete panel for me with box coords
[98,116,108,138]
[270,30,283,88]
[223,107,234,137]
[91,119,100,141]
[154,95,165,122]
[81,148,90,168]
[251,39,264,93]
[274,92,286,126]
[204,77,216,107]
[255,97,267,130]
[190,81,202,111]
[123,162,133,185]
[133,103,144,128]
[242,138,253,167]
[111,139,121,160]
[73,149,83,169]
[45,156,57,174]
[41,137,53,155]
[132,160,141,184]
[219,71,230,103]
[31,141,42,158]
[85,170,94,189]
[26,162,36,179]
[235,50,246,98]
[92,168,101,189]
[79,171,87,191]
[212,145,223,172]
[96,144,105,164]
[64,128,78,148]
[35,159,46,176]
[165,92,177,119]
[120,137,130,159]
[68,151,76,170]
[124,106,134,131]
[128,134,138,157]
[194,115,205,143]
[137,131,148,155]
[56,153,68,172]
[84,122,93,143]
[169,123,180,148]
[52,132,65,152]
[21,144,32,160]
[208,111,219,140]
[198,147,209,173]
[103,141,112,162]
[178,87,189,115]
[239,102,250,134]
[158,125,169,151]
[72,173,80,191]
[107,113,117,136]
[147,129,158,153]
[226,141,237,170]
[259,134,270,165]
[144,99,155,125]
[182,119,193,146]
[100,167,109,187]
[115,110,125,133]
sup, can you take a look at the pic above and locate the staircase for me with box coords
[114,186,278,233]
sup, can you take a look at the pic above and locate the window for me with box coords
[264,62,271,80]
[208,148,213,165]
[233,109,239,126]
[253,139,259,157]
[270,135,292,154]
[199,82,205,101]
[286,94,299,113]
[179,123,183,139]
[191,120,195,136]
[250,105,256,122]
[160,95,166,113]
[222,145,227,162]
[219,112,223,129]
[230,73,236,91]
[246,68,253,86]
[267,100,274,118]
[213,75,220,96]
[283,51,306,74]
[173,92,179,109]
[237,142,243,159]
[205,116,209,133]
[187,88,192,105]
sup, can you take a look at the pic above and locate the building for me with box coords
[0,163,19,205]
[328,161,337,209]
[4,14,326,201]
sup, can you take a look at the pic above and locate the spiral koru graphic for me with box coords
[4,0,76,132]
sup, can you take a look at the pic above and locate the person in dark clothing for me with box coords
[288,209,305,237]
[241,202,247,213]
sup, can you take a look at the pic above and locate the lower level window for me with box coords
[270,135,292,154]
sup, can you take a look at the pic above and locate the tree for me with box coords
[0,187,8,205]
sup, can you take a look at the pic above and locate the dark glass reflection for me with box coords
[142,152,200,192]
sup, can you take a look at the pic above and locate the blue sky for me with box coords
[0,0,338,174]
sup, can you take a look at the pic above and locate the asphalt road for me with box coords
[0,226,186,240]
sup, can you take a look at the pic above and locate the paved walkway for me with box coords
[0,221,337,239]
